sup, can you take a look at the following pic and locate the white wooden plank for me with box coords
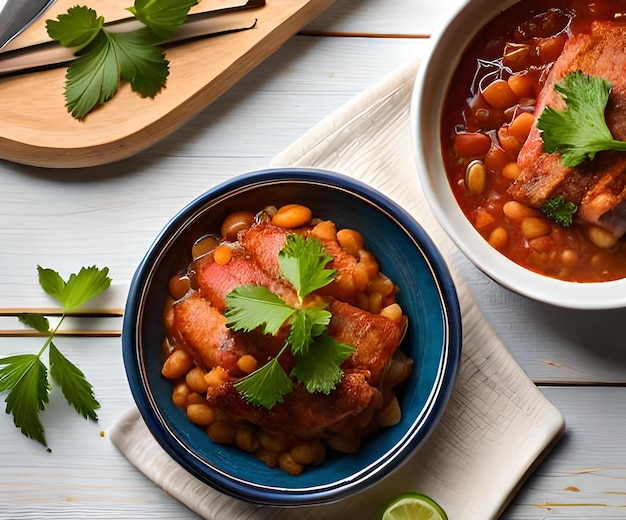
[0,36,425,311]
[503,386,626,519]
[305,0,467,36]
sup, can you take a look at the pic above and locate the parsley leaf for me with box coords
[234,357,292,409]
[224,235,355,409]
[290,334,354,394]
[538,71,626,167]
[279,234,335,301]
[49,343,100,421]
[225,285,296,335]
[541,195,578,227]
[287,307,331,356]
[47,0,196,119]
[0,266,111,447]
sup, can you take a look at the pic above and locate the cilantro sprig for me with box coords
[46,0,198,120]
[0,266,111,448]
[224,234,355,409]
[538,71,626,167]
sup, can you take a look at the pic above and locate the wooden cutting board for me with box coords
[0,0,335,168]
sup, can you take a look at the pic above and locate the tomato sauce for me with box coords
[441,0,626,282]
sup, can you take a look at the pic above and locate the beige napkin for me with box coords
[110,56,565,520]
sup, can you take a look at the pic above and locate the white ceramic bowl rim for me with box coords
[411,0,626,310]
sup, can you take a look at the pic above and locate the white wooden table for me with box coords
[1,0,626,518]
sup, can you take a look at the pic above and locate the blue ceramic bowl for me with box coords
[122,168,461,507]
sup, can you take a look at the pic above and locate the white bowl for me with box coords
[411,0,626,310]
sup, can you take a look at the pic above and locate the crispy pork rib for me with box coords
[205,370,375,437]
[510,21,626,237]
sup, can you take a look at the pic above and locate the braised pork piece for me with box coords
[510,21,626,238]
[441,0,626,282]
[161,205,413,474]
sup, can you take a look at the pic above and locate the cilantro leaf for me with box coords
[541,195,578,227]
[128,0,199,40]
[49,344,100,421]
[287,307,331,356]
[223,233,358,409]
[18,313,51,334]
[1,265,110,447]
[225,285,296,335]
[38,265,111,311]
[1,355,50,447]
[45,5,104,51]
[279,234,335,300]
[234,358,292,409]
[291,334,355,394]
[538,71,626,167]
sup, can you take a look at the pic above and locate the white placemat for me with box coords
[110,55,565,520]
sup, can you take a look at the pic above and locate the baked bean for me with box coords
[172,382,190,408]
[186,366,208,393]
[186,392,206,406]
[355,292,369,311]
[336,272,356,295]
[368,292,383,314]
[507,73,537,99]
[465,160,486,195]
[236,422,259,452]
[221,211,255,242]
[358,250,380,277]
[271,204,312,229]
[497,127,523,157]
[213,244,232,266]
[290,439,325,466]
[161,349,194,380]
[352,264,370,292]
[484,144,509,175]
[168,274,191,300]
[236,354,258,374]
[310,220,337,242]
[278,452,304,476]
[502,200,540,222]
[380,303,403,323]
[376,394,402,427]
[561,249,579,266]
[336,228,364,258]
[507,111,535,141]
[501,162,521,181]
[367,273,395,297]
[383,351,413,388]
[187,404,215,426]
[521,217,551,239]
[192,234,219,260]
[207,420,237,445]
[488,227,509,249]
[481,79,517,109]
[587,225,619,249]
[258,430,289,452]
[255,447,279,468]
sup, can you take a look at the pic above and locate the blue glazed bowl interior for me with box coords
[122,168,461,506]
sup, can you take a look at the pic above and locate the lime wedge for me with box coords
[382,492,448,520]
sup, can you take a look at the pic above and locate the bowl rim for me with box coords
[411,0,626,310]
[122,167,462,506]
